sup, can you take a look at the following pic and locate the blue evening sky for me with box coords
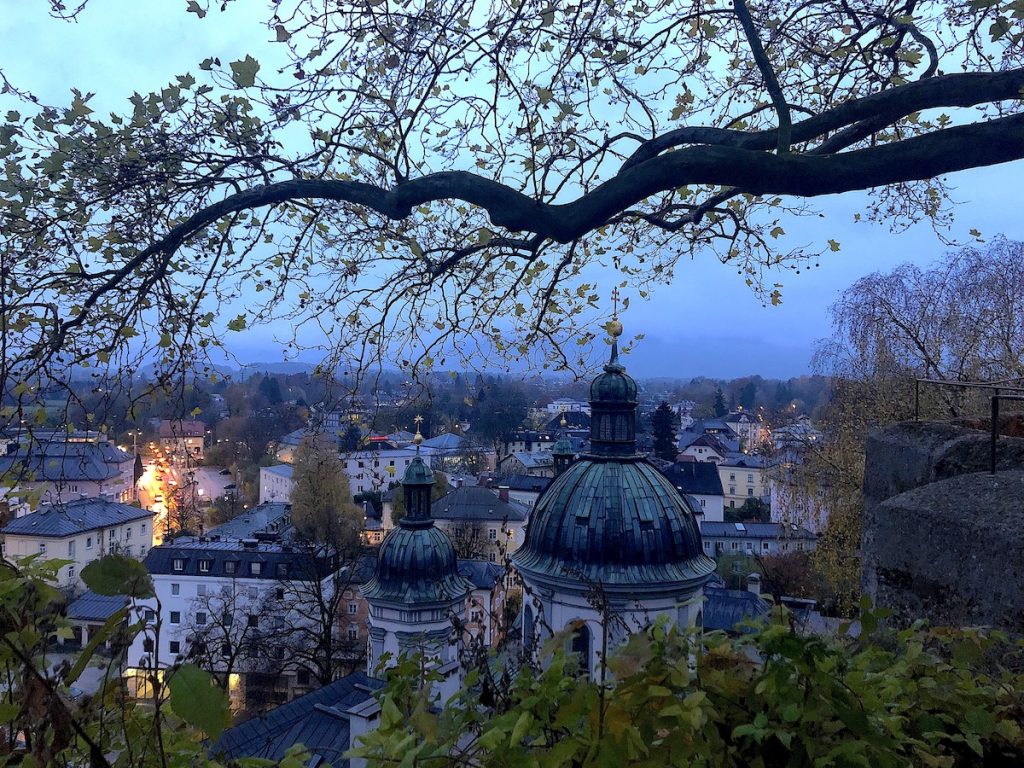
[5,2,1022,379]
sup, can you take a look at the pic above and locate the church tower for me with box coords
[551,412,576,477]
[512,320,716,679]
[361,425,474,682]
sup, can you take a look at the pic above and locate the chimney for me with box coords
[455,477,464,489]
[746,572,761,597]
[497,486,509,503]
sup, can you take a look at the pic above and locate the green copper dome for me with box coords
[513,333,715,588]
[512,456,715,586]
[362,451,473,604]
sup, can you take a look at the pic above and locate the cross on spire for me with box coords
[611,287,621,320]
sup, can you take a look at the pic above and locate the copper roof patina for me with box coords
[361,451,473,605]
[513,326,715,589]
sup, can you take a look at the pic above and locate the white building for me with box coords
[545,397,590,416]
[699,521,817,559]
[259,464,294,504]
[0,497,154,592]
[341,449,421,495]
[430,485,530,563]
[717,455,768,510]
[124,503,342,709]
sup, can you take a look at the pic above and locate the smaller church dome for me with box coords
[362,453,473,604]
[589,348,637,404]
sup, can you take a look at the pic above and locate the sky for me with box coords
[4,2,1023,380]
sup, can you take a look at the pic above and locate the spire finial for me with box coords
[560,410,568,428]
[413,414,424,449]
[605,288,624,341]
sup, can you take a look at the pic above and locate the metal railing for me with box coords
[913,377,1024,474]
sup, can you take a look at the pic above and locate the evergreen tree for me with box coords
[712,387,727,418]
[258,374,283,405]
[651,402,678,462]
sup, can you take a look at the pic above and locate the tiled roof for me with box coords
[719,454,765,469]
[158,419,206,438]
[458,559,505,590]
[704,587,770,633]
[260,464,294,479]
[510,451,553,469]
[1,498,152,537]
[661,462,724,497]
[700,521,817,540]
[206,502,291,540]
[213,671,383,764]
[420,432,465,450]
[498,474,550,493]
[432,486,529,523]
[66,591,128,622]
[0,440,131,483]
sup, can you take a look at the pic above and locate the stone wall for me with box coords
[862,421,1024,629]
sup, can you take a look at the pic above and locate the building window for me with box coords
[347,628,358,641]
[68,541,76,557]
[348,602,357,615]
[277,563,288,577]
[488,552,496,562]
[275,587,285,600]
[797,542,804,551]
[248,615,259,628]
[747,488,754,496]
[471,610,482,622]
[488,529,497,541]
[745,542,753,552]
[126,527,133,540]
[297,669,311,685]
[729,473,736,481]
[224,561,236,575]
[139,546,146,556]
[782,542,789,551]
[248,587,259,600]
[762,541,770,551]
[196,612,207,626]
[171,583,180,596]
[729,486,735,495]
[730,542,738,550]
[197,584,207,597]
[199,560,211,573]
[170,611,181,625]
[144,609,156,623]
[86,537,93,549]
[221,644,231,658]
[169,641,181,655]
[250,562,262,575]
[173,559,184,572]
[109,530,115,541]
[38,543,46,555]
[700,498,706,507]
[747,473,754,483]
[141,523,146,533]
[68,566,76,581]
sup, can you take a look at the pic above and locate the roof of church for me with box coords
[513,329,715,590]
[361,452,474,605]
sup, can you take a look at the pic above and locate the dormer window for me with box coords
[172,558,184,572]
[199,560,211,574]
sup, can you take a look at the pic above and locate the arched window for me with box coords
[569,622,591,679]
[523,605,535,653]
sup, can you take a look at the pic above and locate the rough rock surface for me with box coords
[862,421,1024,629]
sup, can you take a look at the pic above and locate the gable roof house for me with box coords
[1,497,154,592]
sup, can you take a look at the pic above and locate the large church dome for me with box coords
[513,329,715,589]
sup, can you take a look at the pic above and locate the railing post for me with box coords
[990,394,1000,475]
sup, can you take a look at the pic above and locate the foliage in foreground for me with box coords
[0,554,1022,768]
[357,608,1024,767]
